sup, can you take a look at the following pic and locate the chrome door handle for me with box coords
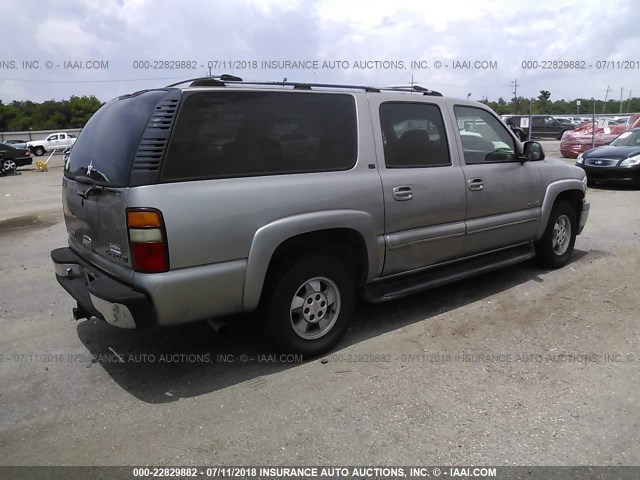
[467,178,484,191]
[392,185,413,201]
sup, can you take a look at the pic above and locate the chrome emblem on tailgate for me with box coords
[106,243,129,263]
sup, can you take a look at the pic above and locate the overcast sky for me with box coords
[1,0,639,104]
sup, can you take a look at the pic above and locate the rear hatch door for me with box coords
[62,89,180,283]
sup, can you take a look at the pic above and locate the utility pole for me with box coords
[620,87,624,114]
[528,98,533,141]
[627,90,632,113]
[511,79,519,114]
[603,85,612,114]
[592,98,596,149]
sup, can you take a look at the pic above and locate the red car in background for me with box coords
[561,114,640,158]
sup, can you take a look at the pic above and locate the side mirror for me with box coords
[520,141,545,162]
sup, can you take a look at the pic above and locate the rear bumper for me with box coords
[51,247,157,328]
[16,157,33,167]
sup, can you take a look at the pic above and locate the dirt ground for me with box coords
[0,144,638,466]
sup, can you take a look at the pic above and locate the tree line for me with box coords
[0,96,103,132]
[480,90,640,116]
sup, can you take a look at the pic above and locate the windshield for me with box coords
[65,90,167,186]
[610,130,640,147]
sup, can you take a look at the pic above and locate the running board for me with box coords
[363,244,535,303]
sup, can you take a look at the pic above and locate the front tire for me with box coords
[263,255,355,357]
[33,147,45,156]
[536,200,577,269]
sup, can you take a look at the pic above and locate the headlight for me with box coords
[576,153,584,164]
[620,155,640,167]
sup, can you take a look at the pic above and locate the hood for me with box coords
[583,145,640,160]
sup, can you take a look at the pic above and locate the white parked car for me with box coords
[28,132,77,156]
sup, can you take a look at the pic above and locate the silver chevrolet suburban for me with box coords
[51,76,590,356]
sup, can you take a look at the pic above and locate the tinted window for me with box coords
[454,106,516,164]
[162,92,357,181]
[65,90,167,186]
[379,102,450,168]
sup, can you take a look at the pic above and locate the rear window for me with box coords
[161,91,357,181]
[65,90,168,186]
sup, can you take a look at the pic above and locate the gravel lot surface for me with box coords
[0,143,638,466]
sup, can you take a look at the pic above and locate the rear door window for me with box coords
[161,91,357,181]
[379,102,450,168]
[65,90,169,186]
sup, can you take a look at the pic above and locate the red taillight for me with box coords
[127,208,169,273]
[25,150,31,156]
[130,242,167,272]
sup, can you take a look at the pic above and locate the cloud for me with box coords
[0,0,638,103]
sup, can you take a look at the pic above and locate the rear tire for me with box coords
[2,159,17,174]
[263,255,355,357]
[535,200,576,269]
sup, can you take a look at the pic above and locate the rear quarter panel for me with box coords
[127,92,385,310]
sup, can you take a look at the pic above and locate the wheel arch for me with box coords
[242,210,383,311]
[536,180,585,240]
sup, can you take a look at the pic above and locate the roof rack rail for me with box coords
[218,79,381,92]
[166,76,441,96]
[381,85,443,96]
[166,75,380,92]
[165,74,243,88]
